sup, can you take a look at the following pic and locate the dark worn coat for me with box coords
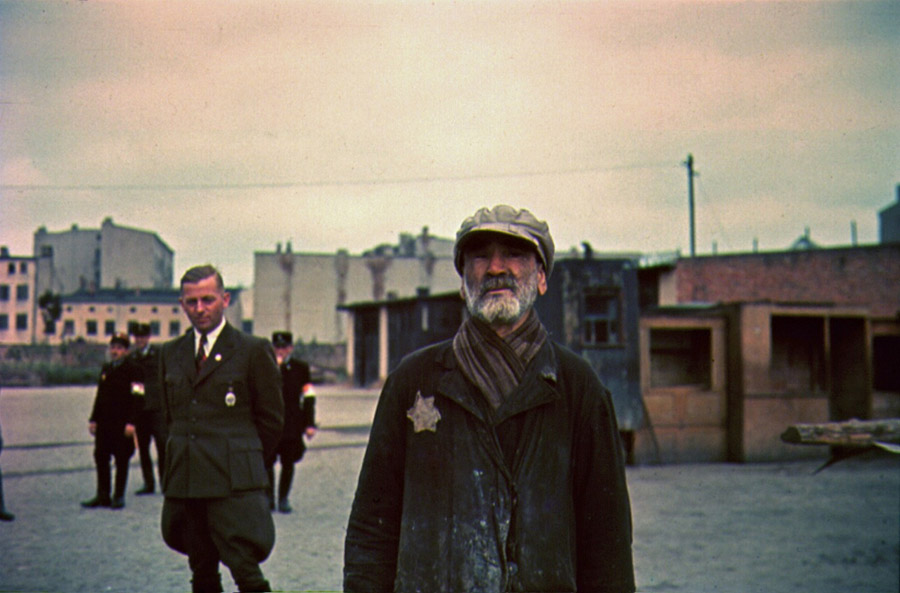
[344,339,635,593]
[159,323,284,498]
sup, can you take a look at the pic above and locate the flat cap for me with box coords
[454,205,554,276]
[271,331,293,347]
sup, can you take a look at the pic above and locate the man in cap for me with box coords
[128,322,167,495]
[81,332,140,510]
[159,265,283,592]
[266,331,317,513]
[344,205,635,592]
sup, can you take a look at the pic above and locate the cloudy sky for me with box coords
[1,0,897,287]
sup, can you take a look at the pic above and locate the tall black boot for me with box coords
[111,453,130,509]
[191,573,223,593]
[277,463,294,513]
[82,456,112,508]
[0,467,14,521]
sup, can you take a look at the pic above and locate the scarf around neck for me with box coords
[452,309,548,409]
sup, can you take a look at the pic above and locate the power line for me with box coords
[0,160,678,192]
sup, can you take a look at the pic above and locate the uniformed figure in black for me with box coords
[267,331,317,514]
[81,333,139,510]
[160,265,283,593]
[0,384,14,521]
[129,322,168,495]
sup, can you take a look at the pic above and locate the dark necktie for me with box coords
[196,333,208,371]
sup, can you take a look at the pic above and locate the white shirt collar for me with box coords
[195,318,226,356]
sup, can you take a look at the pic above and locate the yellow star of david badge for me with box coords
[407,390,441,433]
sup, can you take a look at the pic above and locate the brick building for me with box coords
[637,243,900,463]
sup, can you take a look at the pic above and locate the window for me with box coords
[130,307,137,313]
[150,321,161,336]
[169,320,181,336]
[0,285,8,301]
[44,320,56,335]
[63,319,75,336]
[88,306,95,313]
[105,320,116,336]
[7,263,14,274]
[0,314,7,330]
[19,262,27,273]
[16,313,27,331]
[16,284,28,301]
[771,315,826,394]
[649,328,712,388]
[582,288,621,346]
[86,320,98,335]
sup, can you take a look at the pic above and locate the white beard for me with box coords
[463,268,539,326]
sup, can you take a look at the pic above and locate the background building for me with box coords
[253,228,459,345]
[33,217,173,295]
[879,184,900,244]
[0,248,40,345]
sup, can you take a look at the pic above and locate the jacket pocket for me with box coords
[228,437,268,491]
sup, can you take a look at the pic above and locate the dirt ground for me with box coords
[1,386,897,593]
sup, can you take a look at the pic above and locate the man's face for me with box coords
[180,274,230,334]
[460,236,547,329]
[133,335,150,350]
[109,343,128,360]
[274,345,293,364]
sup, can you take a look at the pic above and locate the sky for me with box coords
[1,0,897,288]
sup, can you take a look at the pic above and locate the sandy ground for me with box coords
[0,385,897,593]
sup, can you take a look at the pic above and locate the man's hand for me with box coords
[124,423,136,438]
[305,427,317,440]
[88,421,97,436]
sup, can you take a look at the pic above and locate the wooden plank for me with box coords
[781,418,900,447]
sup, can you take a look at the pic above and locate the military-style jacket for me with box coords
[89,357,140,434]
[129,344,162,411]
[159,323,284,498]
[280,357,316,441]
[344,339,635,593]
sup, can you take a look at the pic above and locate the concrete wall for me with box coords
[636,314,728,464]
[33,219,174,295]
[99,219,173,290]
[254,249,459,345]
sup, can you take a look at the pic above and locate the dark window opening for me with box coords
[649,328,712,388]
[582,288,621,346]
[873,335,900,392]
[771,315,826,394]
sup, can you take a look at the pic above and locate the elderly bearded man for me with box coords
[344,205,635,593]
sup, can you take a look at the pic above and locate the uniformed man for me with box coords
[128,322,167,495]
[159,265,283,593]
[81,332,139,510]
[267,331,317,514]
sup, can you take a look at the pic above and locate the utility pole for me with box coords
[684,153,697,257]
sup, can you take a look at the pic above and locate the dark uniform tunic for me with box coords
[89,357,139,499]
[129,343,168,490]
